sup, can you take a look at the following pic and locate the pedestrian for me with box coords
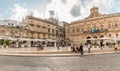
[88,44,91,53]
[114,43,117,51]
[100,40,103,50]
[72,46,75,52]
[37,42,43,51]
[57,44,60,51]
[75,46,77,53]
[76,46,80,52]
[79,43,83,55]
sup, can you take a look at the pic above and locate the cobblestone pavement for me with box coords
[0,53,120,71]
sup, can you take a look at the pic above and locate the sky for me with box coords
[0,0,120,23]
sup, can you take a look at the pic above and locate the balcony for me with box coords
[83,29,108,34]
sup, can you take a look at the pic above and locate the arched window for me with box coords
[115,23,118,28]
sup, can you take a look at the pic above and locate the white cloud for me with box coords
[10,0,115,23]
[10,4,29,21]
[10,4,44,22]
[45,0,115,23]
[31,10,44,19]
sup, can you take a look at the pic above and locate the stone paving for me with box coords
[0,47,119,57]
[0,53,120,71]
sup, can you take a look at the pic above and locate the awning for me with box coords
[46,39,56,42]
[0,36,17,41]
[97,37,113,40]
[18,38,45,42]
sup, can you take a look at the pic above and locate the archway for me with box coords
[93,36,97,38]
[100,35,104,38]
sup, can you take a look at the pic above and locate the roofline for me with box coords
[26,16,59,26]
[71,13,120,24]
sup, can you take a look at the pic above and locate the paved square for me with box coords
[0,53,120,71]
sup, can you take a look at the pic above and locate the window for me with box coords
[94,25,96,30]
[52,29,54,33]
[12,23,13,26]
[56,30,58,35]
[88,26,91,32]
[116,33,118,37]
[77,28,79,32]
[48,28,50,33]
[101,25,104,30]
[87,27,89,31]
[73,29,75,33]
[81,28,84,32]
[108,24,111,28]
[8,23,10,25]
[31,21,33,23]
[43,34,45,38]
[115,23,118,28]
[109,34,111,37]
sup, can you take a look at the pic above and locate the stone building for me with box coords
[67,7,120,46]
[0,16,65,48]
[25,16,65,47]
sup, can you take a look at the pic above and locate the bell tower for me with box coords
[87,7,103,19]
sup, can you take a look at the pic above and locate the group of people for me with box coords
[37,42,44,51]
[71,44,83,55]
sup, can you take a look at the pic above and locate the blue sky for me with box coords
[0,0,120,23]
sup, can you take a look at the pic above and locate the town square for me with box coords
[0,0,120,71]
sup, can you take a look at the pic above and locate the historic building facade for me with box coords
[25,16,65,47]
[0,17,65,47]
[67,7,120,45]
[0,20,27,39]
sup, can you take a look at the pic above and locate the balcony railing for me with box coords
[83,29,108,34]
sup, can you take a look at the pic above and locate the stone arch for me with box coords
[100,35,104,38]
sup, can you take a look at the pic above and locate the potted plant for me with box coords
[0,39,5,48]
[4,39,11,48]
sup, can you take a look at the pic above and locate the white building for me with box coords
[0,20,20,27]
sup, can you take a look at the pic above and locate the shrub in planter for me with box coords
[4,39,11,48]
[0,39,4,45]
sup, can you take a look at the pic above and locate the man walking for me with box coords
[79,43,83,55]
[57,44,60,51]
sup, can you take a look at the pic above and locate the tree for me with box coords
[0,39,4,45]
[4,39,11,46]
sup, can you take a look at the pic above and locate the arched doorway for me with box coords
[100,35,104,38]
[99,35,104,43]
[86,36,91,44]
